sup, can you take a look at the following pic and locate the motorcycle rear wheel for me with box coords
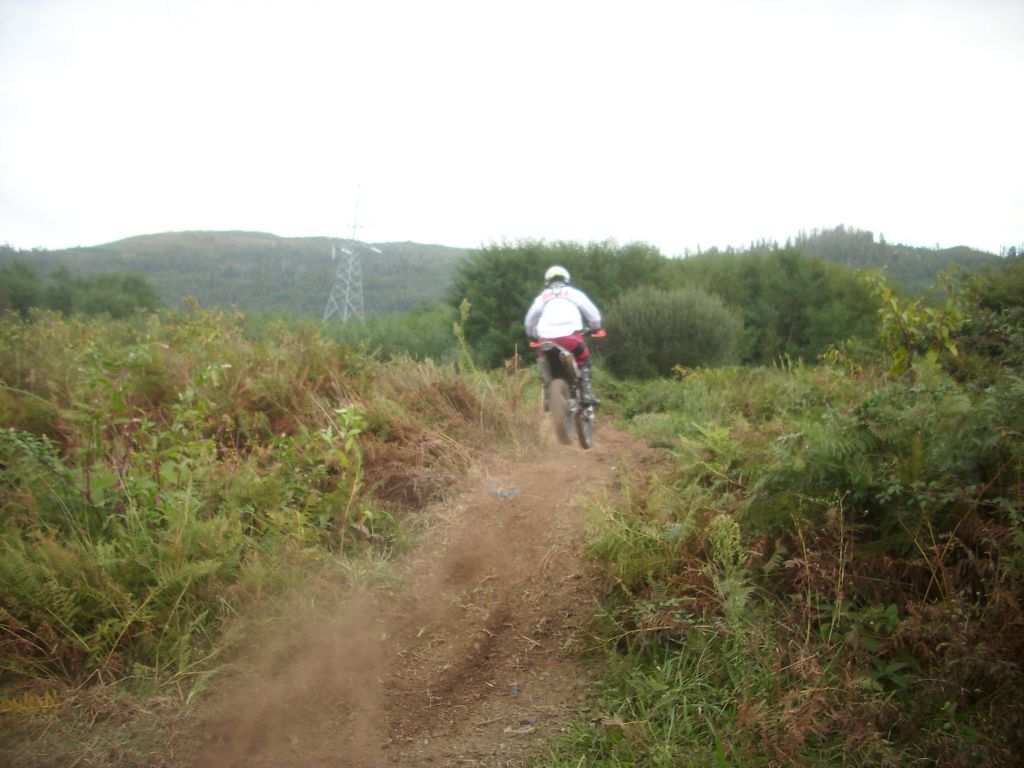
[576,407,594,450]
[549,379,574,445]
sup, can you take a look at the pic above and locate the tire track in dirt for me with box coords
[176,425,648,768]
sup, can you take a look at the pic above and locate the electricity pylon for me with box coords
[322,202,380,324]
[322,242,366,323]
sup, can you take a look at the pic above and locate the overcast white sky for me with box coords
[1,0,1022,256]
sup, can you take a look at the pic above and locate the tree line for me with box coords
[450,239,885,373]
[3,227,1008,378]
[2,226,998,323]
[0,261,162,318]
[322,232,1008,374]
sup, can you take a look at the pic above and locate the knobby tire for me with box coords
[576,408,593,450]
[549,379,573,445]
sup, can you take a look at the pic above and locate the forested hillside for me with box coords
[0,232,467,317]
[789,225,1002,292]
[689,226,1000,293]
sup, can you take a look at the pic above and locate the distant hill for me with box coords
[0,226,1005,319]
[0,231,469,317]
[789,225,1001,293]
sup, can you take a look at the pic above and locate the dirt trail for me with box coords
[173,426,647,768]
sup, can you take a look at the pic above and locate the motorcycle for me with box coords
[529,328,606,450]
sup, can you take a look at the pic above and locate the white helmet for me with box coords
[544,265,570,284]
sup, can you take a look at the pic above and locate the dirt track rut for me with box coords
[176,426,642,768]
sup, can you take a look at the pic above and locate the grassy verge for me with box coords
[540,353,1023,767]
[0,306,538,764]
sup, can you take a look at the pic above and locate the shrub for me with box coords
[602,285,743,378]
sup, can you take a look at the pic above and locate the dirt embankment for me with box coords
[169,426,650,768]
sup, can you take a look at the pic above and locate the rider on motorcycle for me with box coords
[524,265,603,407]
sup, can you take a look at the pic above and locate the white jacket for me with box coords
[524,282,602,339]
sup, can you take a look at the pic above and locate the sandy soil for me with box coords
[165,424,649,768]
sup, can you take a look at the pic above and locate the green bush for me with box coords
[602,285,743,378]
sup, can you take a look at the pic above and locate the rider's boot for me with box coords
[580,363,600,406]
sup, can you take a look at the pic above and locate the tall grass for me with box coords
[544,312,1024,766]
[0,307,537,693]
